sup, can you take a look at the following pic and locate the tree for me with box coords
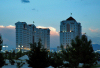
[0,34,5,68]
[50,52,63,68]
[60,45,72,68]
[12,50,15,58]
[0,53,5,68]
[16,51,22,59]
[8,52,12,60]
[0,34,3,52]
[62,35,97,68]
[27,41,50,68]
[79,35,97,67]
[68,36,83,68]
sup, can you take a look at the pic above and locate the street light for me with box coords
[18,45,20,48]
[3,44,8,52]
[18,45,23,53]
[18,44,24,57]
[22,45,23,53]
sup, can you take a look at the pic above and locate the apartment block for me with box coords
[15,22,50,52]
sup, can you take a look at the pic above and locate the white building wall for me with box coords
[34,28,50,50]
[15,22,50,52]
[60,17,82,48]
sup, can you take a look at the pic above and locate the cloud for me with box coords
[87,28,100,44]
[0,25,15,50]
[37,26,59,36]
[6,25,15,29]
[89,28,100,33]
[32,8,35,10]
[0,25,15,29]
[21,0,30,3]
[0,25,5,28]
[32,8,38,12]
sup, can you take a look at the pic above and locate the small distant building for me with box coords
[15,22,50,52]
[60,17,82,48]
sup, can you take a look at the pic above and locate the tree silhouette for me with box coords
[0,34,5,68]
[79,35,97,67]
[12,50,15,58]
[60,45,70,67]
[50,52,63,68]
[61,35,97,68]
[0,34,3,52]
[27,41,50,68]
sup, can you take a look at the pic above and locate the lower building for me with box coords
[15,22,50,52]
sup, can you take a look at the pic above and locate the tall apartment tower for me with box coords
[15,22,50,52]
[60,17,82,48]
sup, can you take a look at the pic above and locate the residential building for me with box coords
[15,22,50,52]
[60,17,82,48]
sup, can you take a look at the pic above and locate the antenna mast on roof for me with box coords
[70,13,72,16]
[33,21,35,23]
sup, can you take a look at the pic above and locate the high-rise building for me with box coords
[15,22,50,52]
[60,17,82,48]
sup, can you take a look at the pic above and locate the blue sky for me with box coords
[0,0,100,50]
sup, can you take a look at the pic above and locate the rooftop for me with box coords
[66,17,76,21]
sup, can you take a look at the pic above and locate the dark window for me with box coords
[24,24,25,28]
[67,24,70,32]
[33,26,34,31]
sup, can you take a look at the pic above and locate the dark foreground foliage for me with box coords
[27,41,50,68]
[0,35,5,68]
[61,35,97,68]
[49,52,63,68]
[23,35,99,68]
[0,53,5,68]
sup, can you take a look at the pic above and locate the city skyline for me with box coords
[0,0,100,50]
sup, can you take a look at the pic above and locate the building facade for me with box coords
[15,22,50,52]
[60,17,82,48]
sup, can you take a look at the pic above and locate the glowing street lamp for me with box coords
[22,45,23,53]
[18,45,20,48]
[3,44,8,52]
[18,45,23,53]
[3,46,8,47]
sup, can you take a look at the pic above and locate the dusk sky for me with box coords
[0,0,100,50]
